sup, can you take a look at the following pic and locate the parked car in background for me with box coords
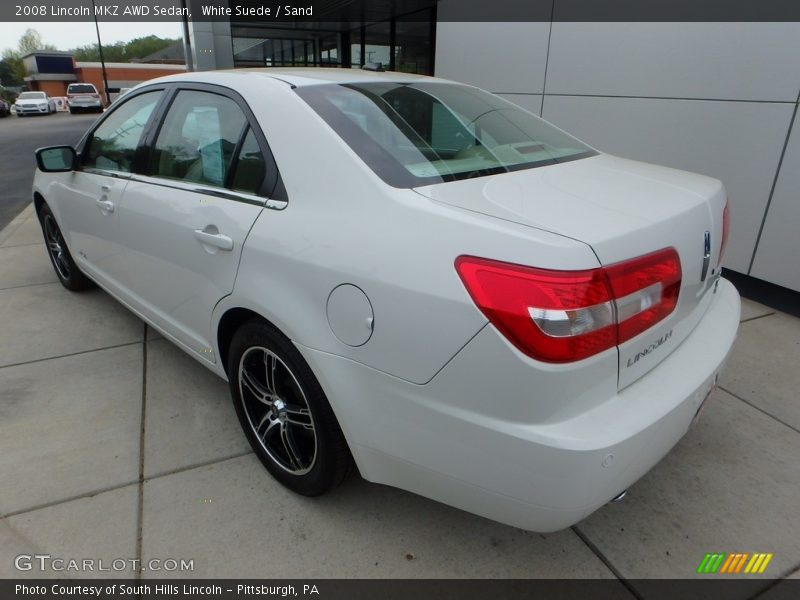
[67,83,104,114]
[31,69,740,532]
[0,98,10,117]
[14,91,56,116]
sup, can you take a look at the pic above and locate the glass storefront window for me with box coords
[231,7,435,74]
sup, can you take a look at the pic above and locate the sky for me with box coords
[0,21,184,53]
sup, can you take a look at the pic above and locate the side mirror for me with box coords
[36,146,77,173]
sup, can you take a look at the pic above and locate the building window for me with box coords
[230,6,435,75]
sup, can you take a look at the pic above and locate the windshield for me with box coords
[296,82,596,188]
[19,92,46,100]
[69,84,96,94]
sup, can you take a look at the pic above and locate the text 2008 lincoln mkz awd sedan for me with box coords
[32,69,739,531]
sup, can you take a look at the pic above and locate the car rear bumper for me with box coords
[298,278,740,532]
[68,100,102,108]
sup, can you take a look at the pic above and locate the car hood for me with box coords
[414,153,728,389]
[16,99,47,105]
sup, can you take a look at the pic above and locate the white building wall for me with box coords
[435,21,800,291]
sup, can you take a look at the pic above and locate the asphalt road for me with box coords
[0,111,99,231]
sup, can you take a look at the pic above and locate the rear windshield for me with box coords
[68,84,97,94]
[295,82,596,188]
[19,92,46,100]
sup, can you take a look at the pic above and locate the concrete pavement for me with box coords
[0,204,799,595]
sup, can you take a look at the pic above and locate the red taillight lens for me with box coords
[92,93,100,98]
[605,248,681,344]
[718,199,730,266]
[455,248,682,363]
[455,257,616,362]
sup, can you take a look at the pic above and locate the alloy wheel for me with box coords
[44,215,71,280]
[238,346,317,475]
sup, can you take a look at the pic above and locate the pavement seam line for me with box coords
[136,322,148,578]
[0,451,255,522]
[0,479,140,519]
[0,242,45,249]
[570,525,643,599]
[144,450,255,483]
[719,386,800,436]
[0,280,60,292]
[0,340,143,370]
[748,560,800,599]
[739,312,777,324]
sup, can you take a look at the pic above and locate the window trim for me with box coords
[140,82,285,202]
[77,87,170,178]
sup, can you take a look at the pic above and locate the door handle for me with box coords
[194,228,234,251]
[101,184,111,192]
[95,199,115,213]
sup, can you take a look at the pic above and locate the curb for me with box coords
[0,203,36,246]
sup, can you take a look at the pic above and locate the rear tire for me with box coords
[228,320,352,496]
[37,203,95,291]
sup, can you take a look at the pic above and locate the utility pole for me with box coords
[90,0,111,106]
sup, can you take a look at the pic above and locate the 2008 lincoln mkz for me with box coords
[33,69,740,531]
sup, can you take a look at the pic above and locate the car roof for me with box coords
[146,67,453,89]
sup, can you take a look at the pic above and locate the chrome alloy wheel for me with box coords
[238,347,317,475]
[44,214,70,280]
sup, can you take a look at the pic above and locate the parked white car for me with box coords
[14,91,56,116]
[32,69,740,531]
[66,83,104,114]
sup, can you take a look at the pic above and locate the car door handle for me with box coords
[101,184,111,192]
[194,229,234,251]
[95,199,115,212]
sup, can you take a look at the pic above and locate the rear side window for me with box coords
[83,91,162,173]
[151,90,247,188]
[231,128,266,195]
[68,84,97,94]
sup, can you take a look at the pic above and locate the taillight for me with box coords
[455,248,682,363]
[718,199,730,266]
[92,93,100,99]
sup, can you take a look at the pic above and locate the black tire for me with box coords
[69,108,75,114]
[37,203,95,291]
[228,320,352,496]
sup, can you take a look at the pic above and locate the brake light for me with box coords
[92,93,100,99]
[718,199,730,266]
[455,248,682,363]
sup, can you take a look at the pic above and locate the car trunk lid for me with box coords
[414,153,728,389]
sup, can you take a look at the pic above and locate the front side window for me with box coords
[150,90,247,188]
[83,91,162,173]
[296,82,596,187]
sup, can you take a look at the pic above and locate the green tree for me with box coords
[70,36,180,63]
[18,28,57,54]
[0,51,25,87]
[0,28,57,87]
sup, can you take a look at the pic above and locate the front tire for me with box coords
[38,203,94,291]
[228,320,352,496]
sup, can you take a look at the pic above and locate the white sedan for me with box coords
[32,69,740,531]
[14,91,56,116]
